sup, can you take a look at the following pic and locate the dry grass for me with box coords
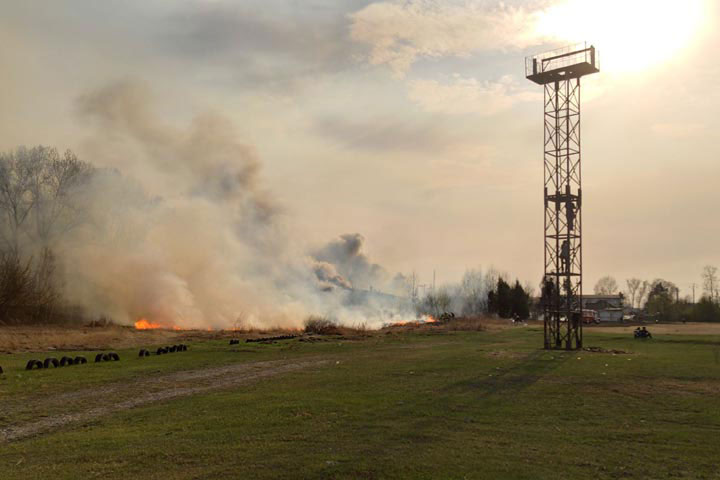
[304,316,343,335]
[381,316,492,333]
[301,316,373,338]
[0,325,189,353]
[0,321,376,353]
[0,325,306,353]
[0,315,516,353]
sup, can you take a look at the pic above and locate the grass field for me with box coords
[1,323,719,479]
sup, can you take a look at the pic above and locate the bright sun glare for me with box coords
[536,0,708,73]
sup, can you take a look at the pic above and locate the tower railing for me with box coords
[526,42,599,85]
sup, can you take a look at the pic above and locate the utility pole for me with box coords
[691,283,696,304]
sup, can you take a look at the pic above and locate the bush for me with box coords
[304,316,342,335]
[0,249,60,324]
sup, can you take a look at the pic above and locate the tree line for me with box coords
[415,269,532,320]
[593,267,720,322]
[0,146,93,324]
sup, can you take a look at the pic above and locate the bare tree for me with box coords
[649,278,679,303]
[635,280,650,309]
[0,149,42,254]
[32,148,93,244]
[0,146,92,253]
[594,276,618,295]
[0,252,34,322]
[703,265,719,303]
[421,289,452,317]
[0,146,92,324]
[459,268,488,315]
[626,278,642,308]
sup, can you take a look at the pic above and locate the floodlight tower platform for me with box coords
[526,43,599,350]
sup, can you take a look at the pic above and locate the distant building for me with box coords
[582,294,625,322]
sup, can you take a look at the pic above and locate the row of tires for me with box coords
[139,344,188,357]
[25,352,120,370]
[0,345,189,374]
[243,335,297,343]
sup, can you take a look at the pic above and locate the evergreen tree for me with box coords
[496,278,512,318]
[510,280,530,320]
[487,290,497,315]
[645,282,673,319]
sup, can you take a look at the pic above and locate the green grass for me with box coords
[1,327,720,479]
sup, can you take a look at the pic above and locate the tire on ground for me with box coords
[95,353,105,363]
[26,360,42,370]
[74,356,87,364]
[43,358,59,369]
[108,352,120,361]
[59,356,75,367]
[168,345,177,353]
[156,347,166,355]
[138,349,149,357]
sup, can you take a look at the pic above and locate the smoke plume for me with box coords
[44,81,410,329]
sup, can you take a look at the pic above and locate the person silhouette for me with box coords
[566,200,576,231]
[560,240,570,272]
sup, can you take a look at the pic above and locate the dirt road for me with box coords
[0,358,327,443]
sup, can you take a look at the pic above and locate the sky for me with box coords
[1,0,718,298]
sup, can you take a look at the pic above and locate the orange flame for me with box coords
[135,318,162,330]
[134,318,183,331]
[388,315,437,327]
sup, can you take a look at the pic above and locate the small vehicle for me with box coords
[582,309,600,325]
[634,327,652,339]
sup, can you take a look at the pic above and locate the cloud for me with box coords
[408,74,539,115]
[160,2,358,90]
[314,115,460,153]
[349,0,546,76]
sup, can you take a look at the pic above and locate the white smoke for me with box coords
[51,81,411,329]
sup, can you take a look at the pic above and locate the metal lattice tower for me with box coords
[526,43,599,350]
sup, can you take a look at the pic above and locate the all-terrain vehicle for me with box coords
[634,327,652,339]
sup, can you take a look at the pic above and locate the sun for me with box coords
[535,0,708,74]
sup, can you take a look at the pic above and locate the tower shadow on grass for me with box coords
[444,349,572,397]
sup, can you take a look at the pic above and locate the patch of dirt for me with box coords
[592,378,720,398]
[540,374,720,399]
[583,346,630,354]
[485,350,528,359]
[0,358,327,443]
